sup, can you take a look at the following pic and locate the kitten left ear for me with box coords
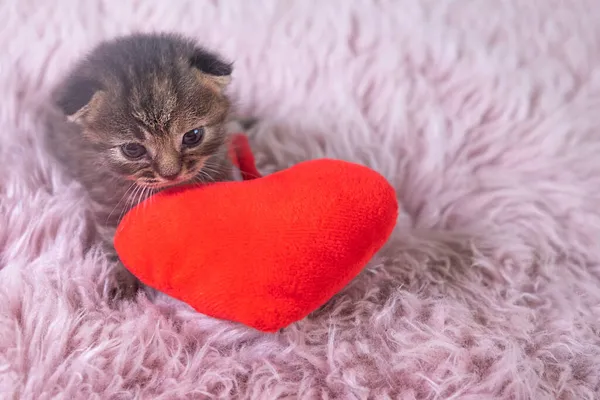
[189,48,233,91]
[53,75,103,122]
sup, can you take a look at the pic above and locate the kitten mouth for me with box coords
[137,171,204,190]
[138,179,188,190]
[138,182,179,189]
[135,161,212,189]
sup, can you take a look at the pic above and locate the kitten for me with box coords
[45,33,237,301]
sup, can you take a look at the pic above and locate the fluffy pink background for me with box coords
[2,0,600,398]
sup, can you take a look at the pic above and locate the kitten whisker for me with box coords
[123,185,137,212]
[143,186,156,212]
[135,185,149,216]
[200,164,225,180]
[197,169,216,184]
[126,184,143,219]
[140,186,149,214]
[191,172,209,185]
[105,182,136,224]
[133,186,143,218]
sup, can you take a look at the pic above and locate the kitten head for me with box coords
[53,33,233,189]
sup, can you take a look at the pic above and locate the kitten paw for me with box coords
[103,265,142,303]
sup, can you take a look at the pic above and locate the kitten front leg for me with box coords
[105,259,142,302]
[98,224,142,302]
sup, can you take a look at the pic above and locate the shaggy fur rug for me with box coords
[2,0,600,398]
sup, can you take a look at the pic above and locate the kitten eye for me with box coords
[120,143,147,159]
[182,127,205,147]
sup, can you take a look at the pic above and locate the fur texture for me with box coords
[2,0,600,398]
[45,32,235,300]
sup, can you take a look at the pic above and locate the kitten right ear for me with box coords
[189,48,233,91]
[54,76,103,121]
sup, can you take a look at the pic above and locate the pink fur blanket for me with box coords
[2,0,600,398]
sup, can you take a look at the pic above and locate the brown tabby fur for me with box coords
[45,33,236,300]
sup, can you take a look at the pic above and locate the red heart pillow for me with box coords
[114,142,398,332]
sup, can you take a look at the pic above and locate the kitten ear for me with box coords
[189,49,233,91]
[53,76,103,122]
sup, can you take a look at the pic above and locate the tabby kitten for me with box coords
[46,33,236,300]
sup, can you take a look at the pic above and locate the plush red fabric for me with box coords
[228,134,261,180]
[114,135,398,332]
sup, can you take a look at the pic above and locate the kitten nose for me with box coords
[159,171,181,181]
[155,152,182,180]
[156,163,182,180]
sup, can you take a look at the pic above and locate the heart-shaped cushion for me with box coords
[114,157,398,332]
